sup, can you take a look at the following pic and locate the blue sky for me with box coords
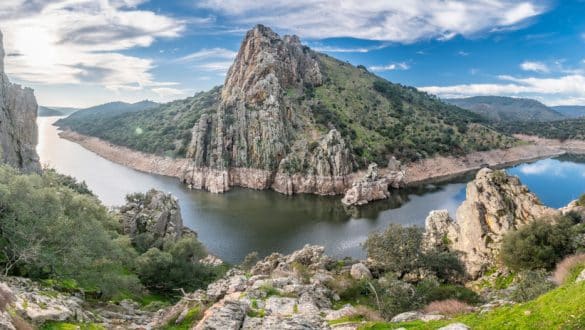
[1,0,584,107]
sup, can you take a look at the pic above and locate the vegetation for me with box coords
[56,89,220,157]
[0,165,221,301]
[0,165,141,298]
[445,96,565,122]
[553,253,585,285]
[501,214,585,271]
[496,118,585,141]
[364,224,464,282]
[364,280,585,329]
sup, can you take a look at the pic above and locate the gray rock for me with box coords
[576,269,585,283]
[195,300,248,330]
[265,297,298,316]
[342,163,405,206]
[438,323,471,330]
[350,263,372,280]
[118,189,195,249]
[0,29,40,172]
[391,311,423,323]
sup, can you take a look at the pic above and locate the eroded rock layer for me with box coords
[0,30,40,172]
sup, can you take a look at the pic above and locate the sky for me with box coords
[1,0,584,108]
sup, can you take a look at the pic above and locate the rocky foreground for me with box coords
[1,168,584,329]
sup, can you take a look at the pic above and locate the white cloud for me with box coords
[420,74,585,105]
[458,51,470,56]
[199,0,547,42]
[521,61,549,73]
[310,43,388,53]
[152,87,188,98]
[369,62,410,72]
[177,48,237,62]
[0,0,189,103]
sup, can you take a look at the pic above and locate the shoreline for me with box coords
[59,129,585,194]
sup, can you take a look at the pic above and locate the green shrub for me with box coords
[240,251,259,271]
[364,224,464,281]
[510,269,555,302]
[501,217,576,271]
[577,194,585,207]
[0,165,141,298]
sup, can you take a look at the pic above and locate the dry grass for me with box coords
[352,305,384,322]
[423,299,473,316]
[11,315,33,330]
[553,253,585,285]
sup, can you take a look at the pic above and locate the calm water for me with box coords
[37,117,585,263]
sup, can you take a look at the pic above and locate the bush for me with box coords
[415,279,480,305]
[423,299,472,315]
[136,236,213,293]
[240,251,259,271]
[0,165,141,298]
[364,224,464,281]
[577,194,585,207]
[501,217,576,271]
[510,269,555,302]
[553,253,585,285]
[376,276,421,319]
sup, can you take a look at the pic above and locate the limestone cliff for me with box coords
[0,30,40,172]
[425,168,557,278]
[181,25,353,194]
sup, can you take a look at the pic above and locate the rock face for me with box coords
[0,30,40,172]
[425,168,557,278]
[342,162,405,206]
[181,25,355,195]
[155,245,365,330]
[117,189,195,248]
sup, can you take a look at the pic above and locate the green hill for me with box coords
[38,106,79,117]
[552,105,585,118]
[446,96,565,122]
[57,25,515,169]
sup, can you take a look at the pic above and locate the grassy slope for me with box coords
[311,55,516,165]
[363,281,585,330]
[57,87,220,157]
[496,118,585,141]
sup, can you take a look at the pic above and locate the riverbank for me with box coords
[59,130,585,194]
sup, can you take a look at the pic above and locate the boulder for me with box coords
[391,311,423,323]
[195,299,248,330]
[576,269,585,283]
[350,263,372,280]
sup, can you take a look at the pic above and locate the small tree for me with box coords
[364,224,423,277]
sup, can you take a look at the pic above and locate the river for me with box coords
[37,117,585,263]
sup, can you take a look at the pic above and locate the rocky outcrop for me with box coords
[425,168,557,278]
[341,162,405,206]
[0,30,40,172]
[181,25,355,195]
[0,277,157,329]
[155,245,368,330]
[117,189,194,249]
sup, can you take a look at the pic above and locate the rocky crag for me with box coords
[424,168,558,278]
[342,160,405,206]
[181,25,355,195]
[0,30,40,172]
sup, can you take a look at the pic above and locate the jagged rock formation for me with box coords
[155,245,365,329]
[341,162,405,206]
[0,30,40,172]
[117,189,195,249]
[181,25,354,195]
[425,168,557,278]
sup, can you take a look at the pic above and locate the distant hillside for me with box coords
[38,106,79,117]
[56,100,159,133]
[552,105,585,118]
[446,96,565,122]
[57,25,516,187]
